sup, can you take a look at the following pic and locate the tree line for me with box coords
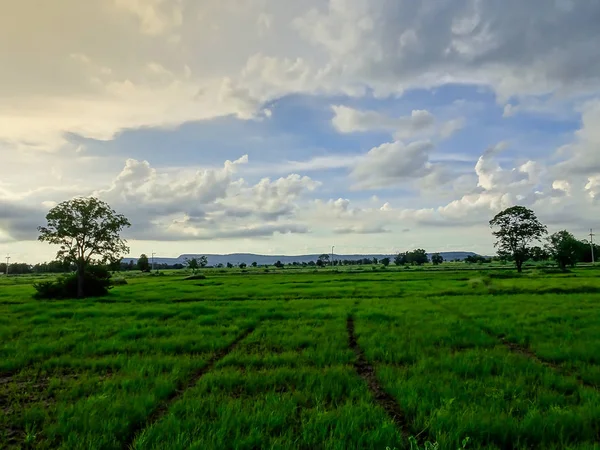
[7,197,596,299]
[489,206,597,272]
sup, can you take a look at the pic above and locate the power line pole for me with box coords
[5,254,10,275]
[590,229,595,265]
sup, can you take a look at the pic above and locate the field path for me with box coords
[122,326,256,450]
[346,315,409,438]
[431,300,600,390]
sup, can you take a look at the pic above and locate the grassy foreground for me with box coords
[2,266,600,449]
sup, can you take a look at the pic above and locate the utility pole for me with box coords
[151,251,156,272]
[5,254,10,275]
[331,246,335,268]
[590,229,595,265]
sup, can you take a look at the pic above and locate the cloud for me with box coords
[331,106,435,137]
[334,224,390,234]
[554,100,600,176]
[0,155,319,243]
[114,0,183,35]
[350,140,435,189]
[439,118,466,139]
[331,106,465,141]
[294,0,600,100]
[0,200,46,242]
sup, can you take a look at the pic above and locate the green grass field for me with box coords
[2,266,600,449]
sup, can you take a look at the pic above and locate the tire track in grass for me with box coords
[430,299,599,390]
[346,315,410,438]
[122,326,256,450]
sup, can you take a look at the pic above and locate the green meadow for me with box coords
[2,266,600,449]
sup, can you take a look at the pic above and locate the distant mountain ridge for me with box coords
[123,252,478,266]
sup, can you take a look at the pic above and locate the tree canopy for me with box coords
[489,206,547,272]
[38,197,130,298]
[137,254,150,272]
[431,253,444,265]
[546,230,581,271]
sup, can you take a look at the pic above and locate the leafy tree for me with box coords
[431,253,444,265]
[226,262,233,269]
[372,257,378,265]
[380,257,390,267]
[576,239,600,263]
[137,254,150,272]
[529,246,550,262]
[198,255,208,267]
[546,230,581,271]
[394,252,408,266]
[489,206,547,273]
[318,254,330,266]
[186,258,199,274]
[239,263,247,269]
[252,261,258,267]
[408,249,428,266]
[274,260,284,268]
[465,254,491,264]
[38,197,130,298]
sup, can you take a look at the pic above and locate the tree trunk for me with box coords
[77,263,85,298]
[516,259,523,273]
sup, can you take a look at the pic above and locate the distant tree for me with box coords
[137,254,150,272]
[394,252,408,266]
[576,239,600,263]
[128,260,135,271]
[489,206,547,273]
[186,258,199,274]
[546,230,581,271]
[318,254,330,266]
[372,257,378,265]
[108,258,122,272]
[465,254,491,264]
[239,263,247,269]
[198,256,208,267]
[408,249,428,266]
[38,197,130,298]
[252,261,258,267]
[274,260,284,268]
[226,262,233,269]
[529,246,550,262]
[431,253,444,265]
[380,257,390,267]
[216,263,224,269]
[308,261,316,267]
[2,263,32,275]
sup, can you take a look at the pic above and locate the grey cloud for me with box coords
[0,200,46,241]
[334,225,390,235]
[130,223,310,241]
[296,0,600,99]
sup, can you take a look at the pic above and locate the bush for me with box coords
[33,265,113,299]
[111,277,128,286]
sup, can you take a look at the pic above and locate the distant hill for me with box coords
[122,251,478,266]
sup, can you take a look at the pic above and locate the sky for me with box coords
[1,0,600,263]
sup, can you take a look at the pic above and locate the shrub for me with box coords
[33,266,113,299]
[111,277,128,286]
